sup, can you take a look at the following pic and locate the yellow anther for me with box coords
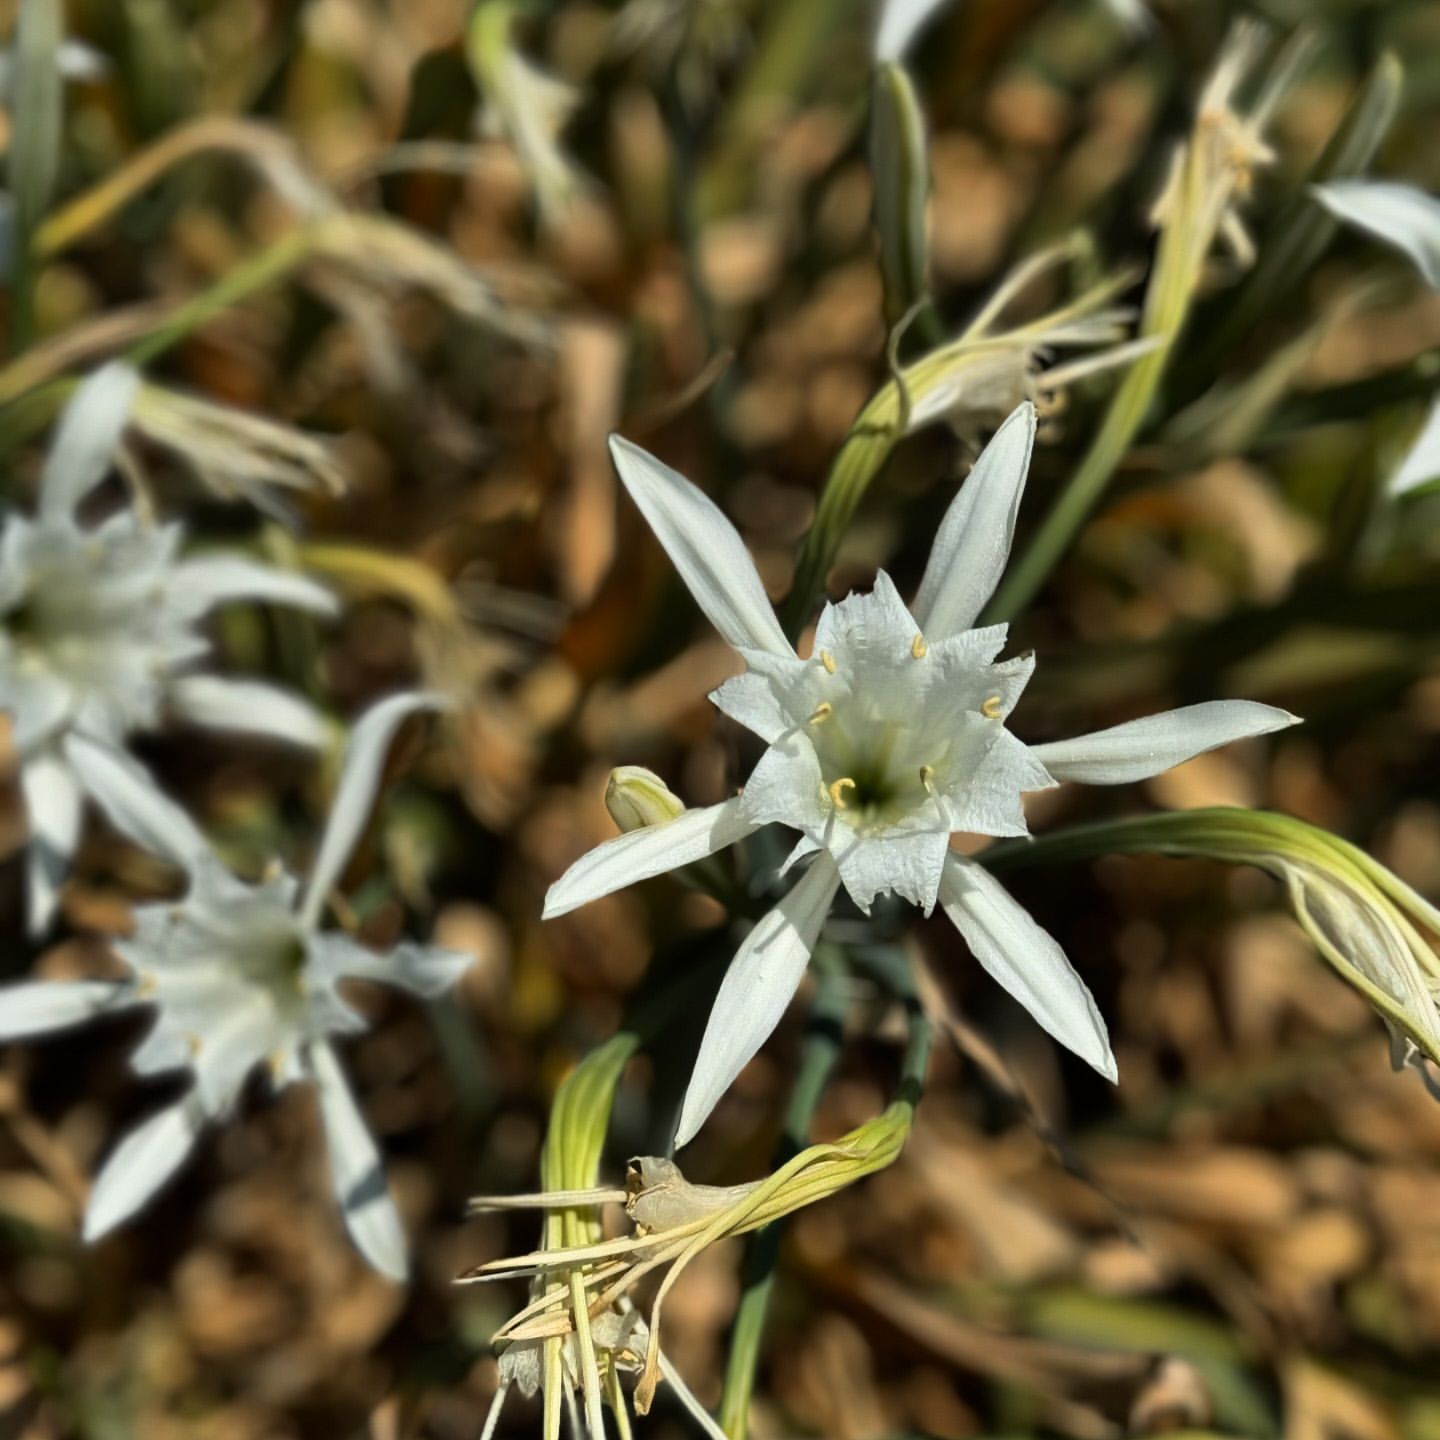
[186,1033,203,1057]
[911,633,928,659]
[268,1050,287,1083]
[135,972,158,999]
[919,765,935,793]
[981,694,1004,720]
[819,649,837,675]
[808,701,833,726]
[828,777,856,810]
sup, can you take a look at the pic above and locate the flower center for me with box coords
[236,927,311,1017]
[808,674,942,831]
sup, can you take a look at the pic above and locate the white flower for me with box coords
[1,363,339,932]
[544,402,1300,1145]
[0,694,470,1279]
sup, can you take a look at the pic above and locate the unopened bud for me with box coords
[605,766,685,833]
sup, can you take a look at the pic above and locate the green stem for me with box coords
[717,955,934,1439]
[0,225,323,461]
[981,328,1176,625]
[717,948,848,1439]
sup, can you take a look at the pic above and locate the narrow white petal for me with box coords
[1313,180,1440,289]
[0,980,135,1040]
[874,0,954,61]
[172,555,339,617]
[311,934,471,997]
[911,402,1037,640]
[38,363,141,519]
[169,675,331,750]
[779,833,822,876]
[1031,700,1299,786]
[310,1041,407,1281]
[62,731,209,872]
[543,797,759,919]
[609,435,793,658]
[83,1094,208,1240]
[675,854,842,1147]
[19,751,83,936]
[1391,396,1440,496]
[938,856,1115,1080]
[298,692,445,931]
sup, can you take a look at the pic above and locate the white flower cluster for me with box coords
[0,367,469,1279]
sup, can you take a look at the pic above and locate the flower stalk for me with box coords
[984,23,1312,624]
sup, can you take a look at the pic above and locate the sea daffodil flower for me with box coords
[0,694,469,1279]
[544,401,1299,1145]
[0,363,337,932]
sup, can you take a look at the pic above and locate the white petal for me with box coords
[310,1041,407,1281]
[911,402,1036,640]
[812,567,921,661]
[708,648,803,744]
[172,554,339,617]
[938,856,1115,1080]
[169,675,331,750]
[834,826,950,915]
[1313,180,1440,289]
[779,833,822,876]
[1391,396,1440,496]
[38,363,141,519]
[1031,700,1299,786]
[0,980,135,1040]
[942,724,1052,837]
[874,0,954,61]
[298,692,445,930]
[83,1093,208,1241]
[738,734,826,834]
[190,1000,279,1112]
[5,668,71,754]
[543,796,759,919]
[609,435,793,658]
[310,934,471,998]
[19,750,83,936]
[675,853,842,1147]
[62,731,209,872]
